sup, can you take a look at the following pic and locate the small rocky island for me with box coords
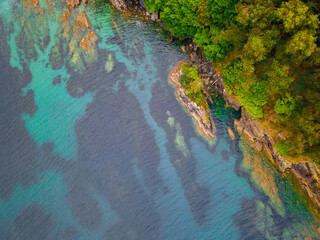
[169,60,216,140]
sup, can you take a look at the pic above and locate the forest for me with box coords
[145,0,320,161]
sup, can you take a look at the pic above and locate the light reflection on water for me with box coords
[0,0,319,239]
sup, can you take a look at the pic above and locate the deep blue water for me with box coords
[0,0,319,239]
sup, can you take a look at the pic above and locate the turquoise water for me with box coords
[0,0,319,239]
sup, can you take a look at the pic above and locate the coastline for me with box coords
[221,85,320,212]
[108,0,320,215]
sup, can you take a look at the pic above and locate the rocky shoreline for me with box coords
[169,60,216,140]
[227,96,320,211]
[108,0,160,21]
[106,0,320,214]
[172,41,320,213]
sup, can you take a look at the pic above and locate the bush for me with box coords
[179,74,191,89]
[275,141,293,156]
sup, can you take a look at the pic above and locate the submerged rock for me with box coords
[242,146,285,216]
[73,12,90,40]
[105,54,114,72]
[59,10,72,39]
[227,127,235,140]
[80,30,97,52]
[76,12,90,28]
[66,0,81,8]
[291,161,320,209]
[49,45,64,70]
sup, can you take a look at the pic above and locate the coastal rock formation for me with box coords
[222,88,320,211]
[150,12,159,21]
[227,127,235,140]
[47,0,97,72]
[291,162,320,208]
[66,0,81,8]
[73,12,91,40]
[76,12,90,28]
[169,60,215,140]
[242,148,285,215]
[223,90,241,111]
[66,0,87,8]
[80,30,97,52]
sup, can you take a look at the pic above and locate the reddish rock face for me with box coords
[66,0,81,8]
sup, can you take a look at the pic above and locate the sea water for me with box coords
[0,0,319,239]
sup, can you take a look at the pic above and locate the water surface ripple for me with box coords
[0,0,319,239]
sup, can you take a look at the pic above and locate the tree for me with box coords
[277,0,319,33]
[274,93,297,121]
[285,30,317,60]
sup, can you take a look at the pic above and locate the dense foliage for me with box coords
[180,63,208,110]
[145,0,320,158]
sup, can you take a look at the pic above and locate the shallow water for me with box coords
[0,0,319,239]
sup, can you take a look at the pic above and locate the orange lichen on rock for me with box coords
[66,0,81,8]
[76,12,90,28]
[73,12,90,40]
[25,0,39,8]
[80,30,97,52]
